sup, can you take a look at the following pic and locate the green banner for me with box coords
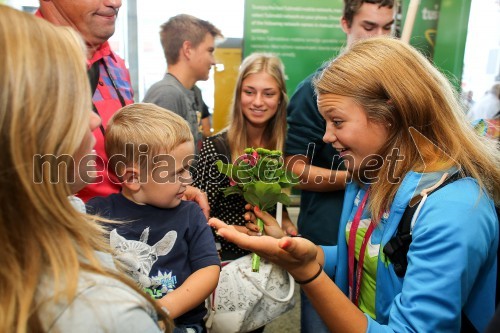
[401,0,441,59]
[433,0,471,91]
[244,0,345,94]
[401,0,471,91]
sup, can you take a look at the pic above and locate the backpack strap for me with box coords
[383,171,463,277]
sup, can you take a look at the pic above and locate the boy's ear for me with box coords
[122,167,141,192]
[340,17,350,35]
[182,40,192,60]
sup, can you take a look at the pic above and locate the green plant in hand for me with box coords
[216,148,299,271]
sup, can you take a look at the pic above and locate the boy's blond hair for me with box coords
[106,103,193,175]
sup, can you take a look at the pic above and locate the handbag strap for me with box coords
[239,265,295,303]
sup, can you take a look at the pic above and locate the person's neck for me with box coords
[121,187,147,206]
[246,125,268,148]
[86,44,99,60]
[168,65,196,89]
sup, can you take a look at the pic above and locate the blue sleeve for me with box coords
[187,204,221,271]
[320,245,337,278]
[285,71,327,157]
[367,179,498,333]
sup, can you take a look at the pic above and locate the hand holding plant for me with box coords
[216,148,299,272]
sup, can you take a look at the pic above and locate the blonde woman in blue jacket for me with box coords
[209,37,500,333]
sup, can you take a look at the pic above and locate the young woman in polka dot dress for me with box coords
[193,53,297,263]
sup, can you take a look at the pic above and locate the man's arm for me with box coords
[285,152,347,192]
[285,72,347,192]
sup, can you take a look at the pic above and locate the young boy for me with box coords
[87,103,220,332]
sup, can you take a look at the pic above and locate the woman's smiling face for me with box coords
[240,72,281,127]
[317,93,389,174]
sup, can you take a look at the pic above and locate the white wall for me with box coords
[462,0,500,100]
[136,0,245,103]
[4,0,499,104]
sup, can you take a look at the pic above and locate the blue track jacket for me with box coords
[322,171,498,332]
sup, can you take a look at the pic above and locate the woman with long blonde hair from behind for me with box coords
[0,5,171,332]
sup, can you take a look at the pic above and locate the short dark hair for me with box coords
[343,0,396,27]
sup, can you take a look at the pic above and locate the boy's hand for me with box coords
[281,217,298,237]
[183,185,210,219]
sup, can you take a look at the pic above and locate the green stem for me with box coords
[251,217,264,272]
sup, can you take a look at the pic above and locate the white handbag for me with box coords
[205,254,295,333]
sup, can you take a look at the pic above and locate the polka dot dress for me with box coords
[193,132,250,260]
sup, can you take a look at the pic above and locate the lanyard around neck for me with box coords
[348,189,375,306]
[88,59,126,136]
[101,59,126,108]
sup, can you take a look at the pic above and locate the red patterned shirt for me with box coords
[36,10,134,201]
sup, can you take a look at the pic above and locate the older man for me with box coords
[37,1,209,216]
[37,0,132,201]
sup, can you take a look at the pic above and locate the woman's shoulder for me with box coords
[422,177,495,218]
[38,254,161,332]
[387,171,497,241]
[410,176,497,241]
[201,131,230,157]
[206,131,228,145]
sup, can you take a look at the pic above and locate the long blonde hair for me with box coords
[227,53,288,161]
[0,6,170,332]
[315,36,500,219]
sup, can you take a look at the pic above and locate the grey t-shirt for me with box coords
[143,73,201,149]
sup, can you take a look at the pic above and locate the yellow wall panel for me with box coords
[213,47,242,134]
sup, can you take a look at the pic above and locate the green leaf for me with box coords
[256,148,271,156]
[244,147,255,154]
[217,148,298,213]
[221,186,243,197]
[216,160,238,179]
[278,170,300,187]
[245,181,282,211]
[277,193,291,206]
[254,156,275,182]
[243,190,260,207]
[274,169,284,177]
[234,168,254,185]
